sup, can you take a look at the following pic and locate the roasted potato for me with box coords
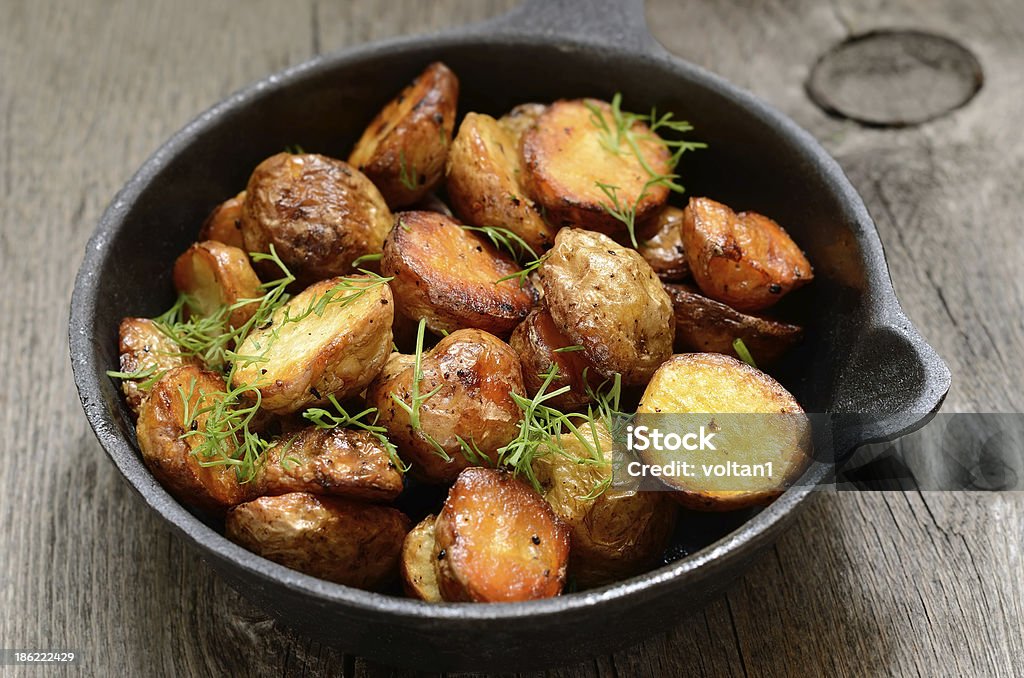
[665,283,803,364]
[446,112,556,253]
[509,308,594,410]
[225,492,410,589]
[256,426,403,502]
[173,240,263,329]
[232,275,393,415]
[382,211,533,337]
[117,318,199,414]
[348,62,459,208]
[434,468,570,602]
[198,191,246,249]
[681,197,813,312]
[366,329,525,484]
[539,228,675,384]
[522,99,671,235]
[637,205,689,282]
[636,353,811,511]
[534,423,677,588]
[241,152,392,285]
[135,366,247,512]
[498,102,547,141]
[401,515,443,602]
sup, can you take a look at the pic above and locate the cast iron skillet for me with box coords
[69,0,951,671]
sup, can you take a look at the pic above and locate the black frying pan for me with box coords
[68,0,951,671]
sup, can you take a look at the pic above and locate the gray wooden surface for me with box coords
[2,0,1022,675]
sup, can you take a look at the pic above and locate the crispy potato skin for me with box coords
[434,468,570,602]
[509,309,594,410]
[534,424,676,588]
[446,113,556,253]
[118,318,198,414]
[682,197,813,312]
[135,366,248,513]
[257,427,403,502]
[665,283,803,364]
[539,229,675,385]
[242,153,392,285]
[232,276,394,415]
[173,241,263,328]
[199,191,246,249]
[382,211,533,337]
[366,329,525,484]
[522,99,671,235]
[637,206,689,282]
[637,353,810,511]
[498,102,547,141]
[348,62,459,208]
[225,492,410,589]
[401,515,443,602]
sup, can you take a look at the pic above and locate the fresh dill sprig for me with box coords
[389,318,450,461]
[732,338,758,369]
[284,144,306,155]
[495,252,549,289]
[460,225,538,263]
[398,150,418,191]
[553,345,585,353]
[351,252,383,267]
[302,394,409,472]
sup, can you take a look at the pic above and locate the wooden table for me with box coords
[2,0,1021,675]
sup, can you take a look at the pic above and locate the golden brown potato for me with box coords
[637,205,689,282]
[509,308,594,410]
[256,426,403,502]
[446,112,556,253]
[434,468,570,602]
[117,318,199,414]
[232,275,393,415]
[241,153,392,285]
[382,210,533,337]
[534,423,677,588]
[665,283,803,364]
[366,329,525,484]
[539,228,675,385]
[135,366,248,512]
[401,515,443,602]
[198,191,246,249]
[348,62,459,208]
[498,102,547,141]
[173,241,263,329]
[636,353,811,511]
[522,99,671,235]
[225,492,410,589]
[681,197,813,312]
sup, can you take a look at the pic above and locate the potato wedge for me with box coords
[117,318,199,414]
[636,353,811,511]
[446,112,556,253]
[198,191,246,249]
[232,275,393,415]
[498,102,547,141]
[637,205,689,282]
[681,197,813,312]
[522,99,671,235]
[534,423,677,588]
[434,468,570,602]
[348,62,458,208]
[665,283,803,364]
[173,241,262,329]
[401,514,443,602]
[135,366,247,512]
[382,210,533,337]
[241,152,392,285]
[366,329,525,484]
[539,228,675,384]
[509,308,594,410]
[225,492,410,589]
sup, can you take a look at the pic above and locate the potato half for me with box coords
[117,318,199,414]
[434,468,570,602]
[509,308,594,410]
[232,275,393,415]
[681,197,813,312]
[637,205,689,282]
[401,515,443,602]
[636,353,811,511]
[198,191,246,249]
[446,112,556,253]
[539,228,675,384]
[348,62,459,208]
[382,210,533,337]
[498,102,547,141]
[225,492,410,590]
[241,152,392,285]
[173,241,263,329]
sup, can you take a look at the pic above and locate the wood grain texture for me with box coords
[0,0,1021,676]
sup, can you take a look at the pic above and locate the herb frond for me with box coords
[495,252,549,288]
[553,345,585,353]
[389,318,447,460]
[460,225,538,262]
[398,150,418,191]
[351,252,383,267]
[732,337,758,369]
[302,394,409,472]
